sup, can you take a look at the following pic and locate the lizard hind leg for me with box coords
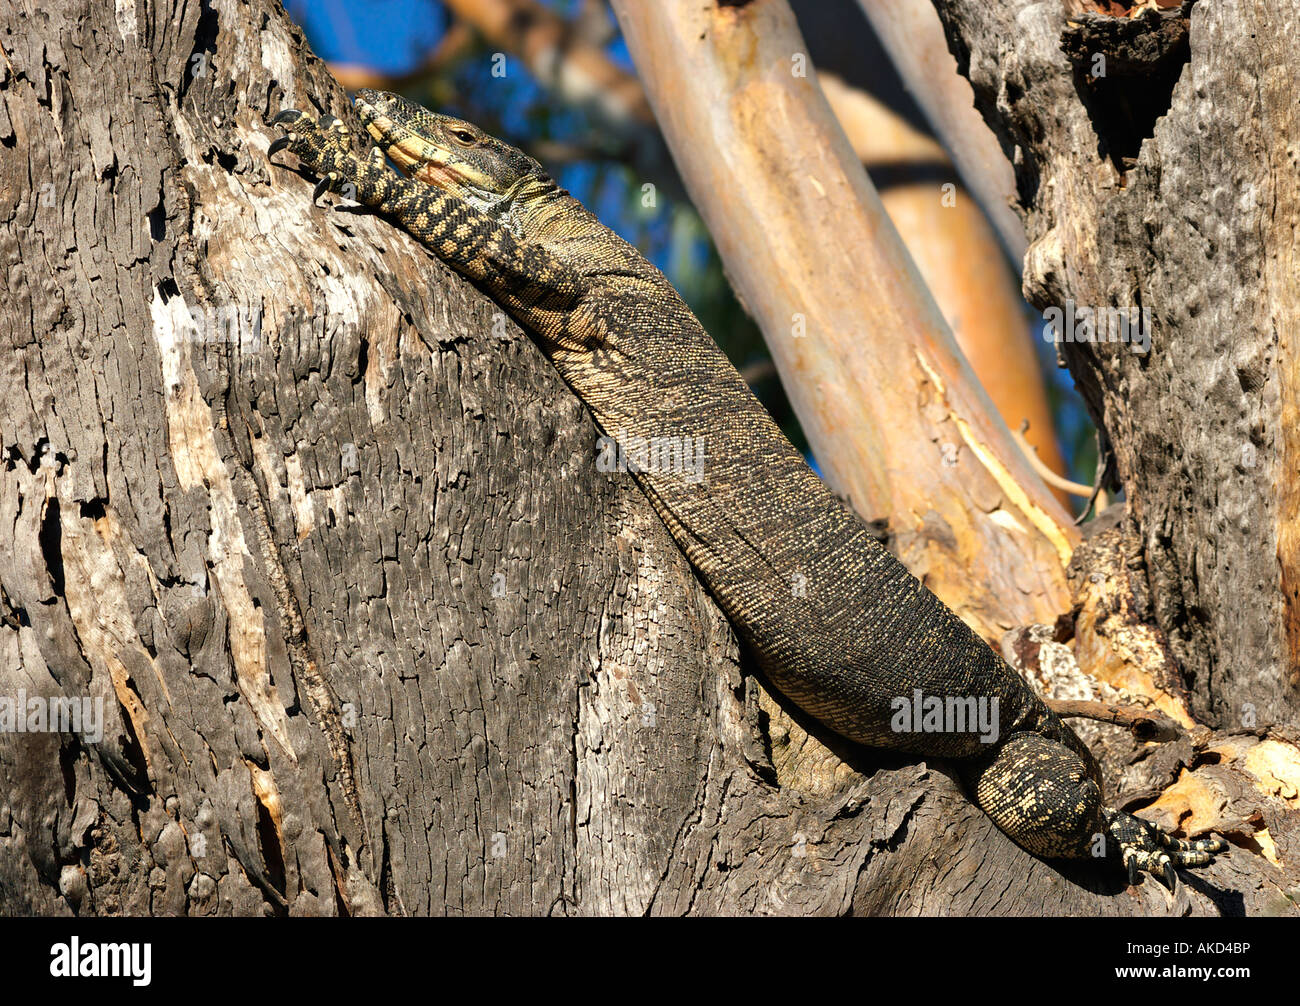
[963,731,1227,886]
[962,730,1108,861]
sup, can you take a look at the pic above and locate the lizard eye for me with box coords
[448,128,477,146]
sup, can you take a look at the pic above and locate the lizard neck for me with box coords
[512,175,575,234]
[479,174,566,239]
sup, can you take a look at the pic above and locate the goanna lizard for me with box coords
[266,89,1225,886]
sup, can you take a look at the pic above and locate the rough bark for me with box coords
[0,0,1293,916]
[929,0,1300,729]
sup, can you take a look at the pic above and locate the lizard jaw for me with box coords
[355,95,494,202]
[354,95,521,223]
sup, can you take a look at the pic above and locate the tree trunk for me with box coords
[930,0,1300,729]
[0,0,1293,915]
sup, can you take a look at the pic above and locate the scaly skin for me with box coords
[265,90,1225,887]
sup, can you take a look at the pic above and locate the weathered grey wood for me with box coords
[0,0,1292,915]
[930,0,1300,729]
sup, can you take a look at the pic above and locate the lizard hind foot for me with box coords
[1106,809,1226,890]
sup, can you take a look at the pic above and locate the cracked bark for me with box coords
[0,0,1294,916]
[929,0,1300,728]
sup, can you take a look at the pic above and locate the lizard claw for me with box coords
[312,172,339,204]
[1107,809,1225,890]
[267,103,400,212]
[268,108,358,199]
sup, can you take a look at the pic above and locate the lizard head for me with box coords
[354,89,547,216]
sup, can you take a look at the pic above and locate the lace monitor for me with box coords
[266,90,1224,887]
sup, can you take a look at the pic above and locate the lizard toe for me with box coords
[1125,848,1141,886]
[1107,809,1223,888]
[311,173,335,204]
[269,108,359,197]
[1159,832,1226,855]
[319,114,349,136]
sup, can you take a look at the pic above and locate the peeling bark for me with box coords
[929,0,1300,727]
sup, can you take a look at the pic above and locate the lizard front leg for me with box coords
[269,108,595,350]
